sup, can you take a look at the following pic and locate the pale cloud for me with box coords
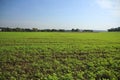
[96,0,120,17]
[96,0,113,9]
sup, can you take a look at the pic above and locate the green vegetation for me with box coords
[108,27,120,32]
[0,32,120,80]
[0,27,93,32]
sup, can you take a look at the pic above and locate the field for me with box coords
[0,32,120,80]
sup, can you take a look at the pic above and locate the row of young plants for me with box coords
[0,32,120,79]
[0,46,120,79]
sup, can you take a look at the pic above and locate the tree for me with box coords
[71,28,80,32]
[32,28,38,32]
[108,27,120,32]
[83,30,93,32]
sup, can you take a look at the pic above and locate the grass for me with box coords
[0,32,120,80]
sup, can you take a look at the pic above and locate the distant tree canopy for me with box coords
[108,27,120,32]
[0,27,33,32]
[0,27,66,32]
[82,30,93,32]
[71,28,80,32]
[0,27,94,32]
[71,28,93,32]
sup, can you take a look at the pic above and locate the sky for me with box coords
[0,0,120,30]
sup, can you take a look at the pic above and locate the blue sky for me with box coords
[0,0,120,30]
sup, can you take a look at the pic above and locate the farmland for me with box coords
[0,32,120,80]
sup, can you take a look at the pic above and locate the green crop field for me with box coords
[0,32,120,80]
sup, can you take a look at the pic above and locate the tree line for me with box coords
[0,27,93,32]
[0,27,120,32]
[108,27,120,32]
